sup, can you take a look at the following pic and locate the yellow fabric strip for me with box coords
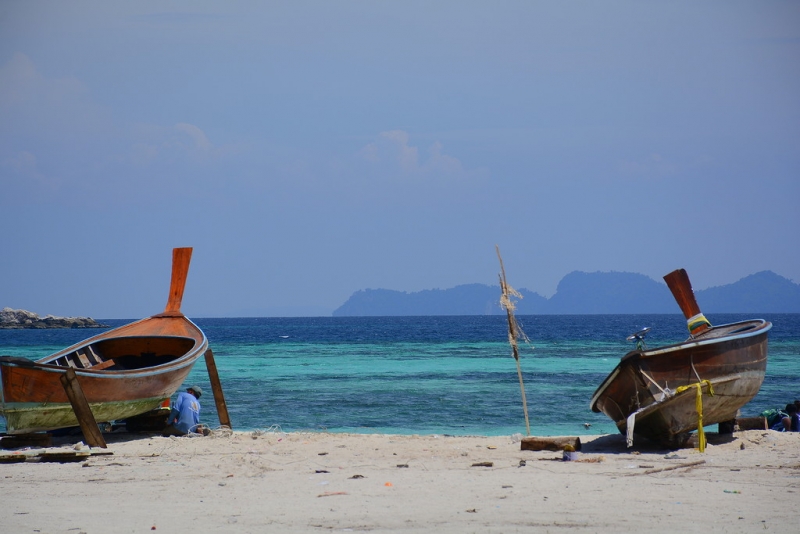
[675,380,715,452]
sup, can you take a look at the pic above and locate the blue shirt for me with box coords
[169,391,200,433]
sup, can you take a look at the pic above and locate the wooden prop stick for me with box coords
[204,349,231,429]
[663,269,711,336]
[496,245,531,436]
[59,368,107,448]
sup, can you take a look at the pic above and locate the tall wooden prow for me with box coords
[159,247,232,429]
[161,247,193,317]
[663,268,712,336]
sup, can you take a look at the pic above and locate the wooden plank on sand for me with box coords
[1,433,52,449]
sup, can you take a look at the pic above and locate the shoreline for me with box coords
[2,429,798,532]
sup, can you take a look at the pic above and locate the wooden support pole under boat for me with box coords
[718,419,736,435]
[204,348,231,429]
[520,436,582,452]
[663,268,711,336]
[59,368,107,448]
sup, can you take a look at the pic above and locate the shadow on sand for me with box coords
[579,431,738,455]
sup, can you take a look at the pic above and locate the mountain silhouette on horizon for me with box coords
[332,270,800,316]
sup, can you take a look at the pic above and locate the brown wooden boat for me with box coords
[0,248,208,435]
[590,269,771,448]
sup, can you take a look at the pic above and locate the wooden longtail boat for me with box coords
[0,248,208,435]
[589,269,771,448]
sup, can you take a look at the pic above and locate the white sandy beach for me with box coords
[2,429,799,533]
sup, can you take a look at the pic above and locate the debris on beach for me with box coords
[0,444,112,464]
[626,460,706,476]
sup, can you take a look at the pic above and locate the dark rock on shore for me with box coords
[0,307,109,329]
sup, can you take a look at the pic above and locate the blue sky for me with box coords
[1,2,798,318]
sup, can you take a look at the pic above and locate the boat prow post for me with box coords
[663,268,711,336]
[160,247,193,317]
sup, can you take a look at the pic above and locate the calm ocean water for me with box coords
[1,314,798,437]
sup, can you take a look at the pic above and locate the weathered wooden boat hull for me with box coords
[2,397,168,435]
[0,248,208,435]
[590,319,771,447]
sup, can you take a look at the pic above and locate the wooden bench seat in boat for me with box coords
[75,352,91,368]
[52,348,118,371]
[88,359,116,370]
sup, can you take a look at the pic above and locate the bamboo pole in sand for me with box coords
[496,245,531,436]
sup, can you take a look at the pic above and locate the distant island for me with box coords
[0,307,108,329]
[333,271,800,316]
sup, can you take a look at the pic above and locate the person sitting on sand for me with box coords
[163,386,209,436]
[770,403,800,432]
[781,403,800,432]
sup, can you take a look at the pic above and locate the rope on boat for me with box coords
[640,370,668,397]
[675,380,715,453]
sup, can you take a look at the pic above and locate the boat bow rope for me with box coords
[674,380,715,453]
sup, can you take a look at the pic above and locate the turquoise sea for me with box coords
[1,314,798,436]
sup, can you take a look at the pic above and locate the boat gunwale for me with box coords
[2,346,207,379]
[1,317,208,379]
[41,315,206,359]
[630,319,771,359]
[589,319,771,412]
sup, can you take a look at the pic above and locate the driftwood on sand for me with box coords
[520,436,583,452]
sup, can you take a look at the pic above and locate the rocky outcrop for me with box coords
[0,307,108,329]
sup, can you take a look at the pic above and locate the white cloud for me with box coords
[359,130,467,178]
[1,150,61,193]
[426,141,462,174]
[0,54,217,179]
[0,52,105,139]
[126,122,217,166]
[175,122,212,151]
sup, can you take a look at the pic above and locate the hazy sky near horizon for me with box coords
[1,2,798,318]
